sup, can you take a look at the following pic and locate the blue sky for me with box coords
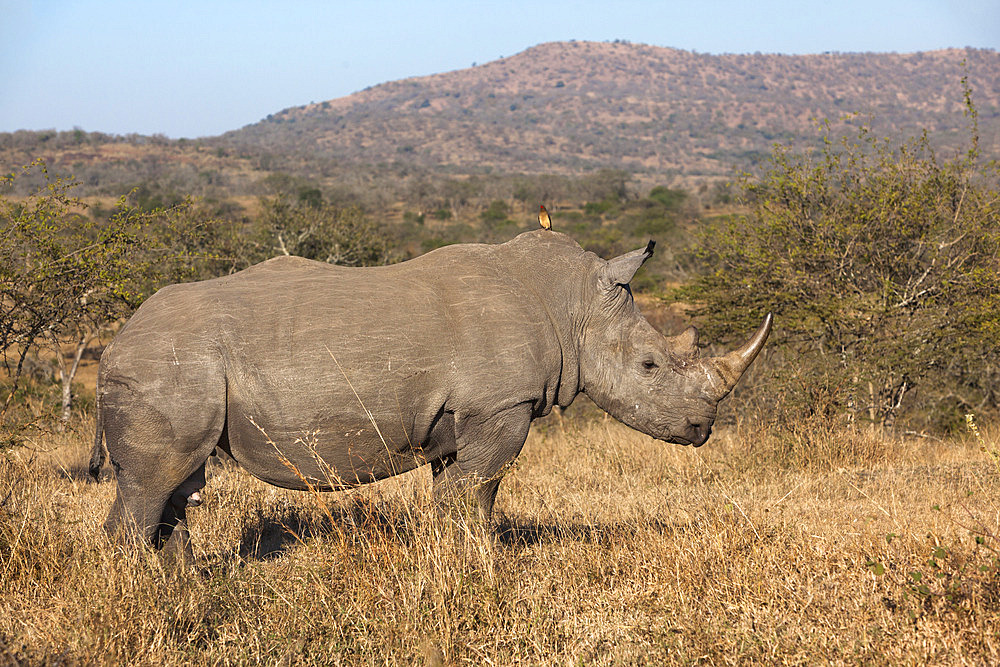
[1,0,997,138]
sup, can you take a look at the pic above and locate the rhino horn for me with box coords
[710,313,773,395]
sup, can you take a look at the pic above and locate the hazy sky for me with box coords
[1,0,997,138]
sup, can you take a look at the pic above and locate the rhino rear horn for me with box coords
[714,313,773,391]
[601,240,655,289]
[672,326,699,357]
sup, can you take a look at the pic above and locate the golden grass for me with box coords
[2,415,1000,664]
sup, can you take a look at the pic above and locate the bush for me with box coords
[647,186,687,209]
[480,200,510,226]
[257,195,392,267]
[679,97,1000,430]
[0,162,217,437]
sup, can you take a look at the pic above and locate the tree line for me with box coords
[2,99,998,445]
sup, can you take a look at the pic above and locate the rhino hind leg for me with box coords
[103,471,173,546]
[102,390,225,555]
[431,403,532,523]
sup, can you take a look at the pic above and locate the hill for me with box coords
[220,41,1000,178]
[2,41,998,201]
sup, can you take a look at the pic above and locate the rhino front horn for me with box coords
[714,312,773,393]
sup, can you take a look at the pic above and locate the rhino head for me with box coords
[576,241,771,446]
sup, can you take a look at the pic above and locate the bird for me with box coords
[538,204,552,230]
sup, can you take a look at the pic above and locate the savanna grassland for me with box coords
[3,412,1000,665]
[3,39,1000,666]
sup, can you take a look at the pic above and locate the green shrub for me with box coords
[0,161,218,436]
[257,195,392,267]
[679,96,1000,430]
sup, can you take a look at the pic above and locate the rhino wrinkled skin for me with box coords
[90,230,771,554]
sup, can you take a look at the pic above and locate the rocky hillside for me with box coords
[220,41,1000,177]
[3,40,997,196]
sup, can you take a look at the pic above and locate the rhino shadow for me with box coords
[233,498,417,562]
[60,464,103,483]
[229,503,689,562]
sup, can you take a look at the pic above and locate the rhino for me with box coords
[89,229,771,555]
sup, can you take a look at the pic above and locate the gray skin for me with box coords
[89,229,771,555]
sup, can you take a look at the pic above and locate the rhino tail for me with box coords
[88,374,106,481]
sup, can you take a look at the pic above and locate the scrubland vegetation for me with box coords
[2,75,999,662]
[683,98,1000,434]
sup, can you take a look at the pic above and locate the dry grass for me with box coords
[2,415,1000,665]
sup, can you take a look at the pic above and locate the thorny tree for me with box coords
[258,194,392,267]
[0,161,208,441]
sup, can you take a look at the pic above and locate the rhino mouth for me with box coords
[664,420,712,447]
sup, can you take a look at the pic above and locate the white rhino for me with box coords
[90,230,771,554]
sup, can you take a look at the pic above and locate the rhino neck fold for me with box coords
[498,252,582,411]
[540,291,583,409]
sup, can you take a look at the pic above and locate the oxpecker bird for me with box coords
[538,204,552,230]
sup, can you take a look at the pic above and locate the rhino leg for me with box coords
[432,403,532,523]
[101,383,225,553]
[157,462,208,563]
[104,468,173,547]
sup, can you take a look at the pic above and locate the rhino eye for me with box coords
[641,358,658,371]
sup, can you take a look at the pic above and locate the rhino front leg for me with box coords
[431,403,532,523]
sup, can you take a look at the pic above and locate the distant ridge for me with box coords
[220,41,1000,177]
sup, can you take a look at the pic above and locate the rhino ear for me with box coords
[672,326,699,357]
[600,240,654,290]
